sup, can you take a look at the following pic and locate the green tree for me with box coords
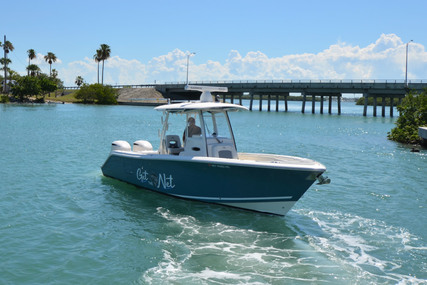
[99,44,111,85]
[44,52,57,76]
[75,83,118,104]
[51,68,58,79]
[11,76,41,101]
[11,74,57,102]
[27,64,41,77]
[39,75,57,97]
[388,90,427,144]
[93,49,102,84]
[27,49,36,75]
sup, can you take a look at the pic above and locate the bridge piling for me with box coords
[320,96,324,114]
[337,95,341,115]
[390,98,394,117]
[259,95,263,111]
[363,93,368,116]
[284,95,288,112]
[268,95,271,112]
[276,95,279,112]
[302,93,306,113]
[373,97,377,117]
[382,97,386,117]
[328,96,332,114]
[249,92,254,111]
[312,95,315,114]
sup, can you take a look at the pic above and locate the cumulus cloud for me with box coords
[57,34,427,86]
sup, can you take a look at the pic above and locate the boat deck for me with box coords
[238,152,324,167]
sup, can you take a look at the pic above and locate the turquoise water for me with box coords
[0,102,426,284]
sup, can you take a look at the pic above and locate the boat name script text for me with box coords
[136,166,175,190]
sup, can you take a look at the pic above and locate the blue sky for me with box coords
[2,0,427,86]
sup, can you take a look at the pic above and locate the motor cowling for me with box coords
[133,140,153,152]
[111,140,131,152]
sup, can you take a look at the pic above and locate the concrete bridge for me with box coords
[64,79,427,116]
[154,80,427,117]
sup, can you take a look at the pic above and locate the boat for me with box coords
[101,85,330,216]
[419,127,427,146]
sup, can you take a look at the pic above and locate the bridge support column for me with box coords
[328,96,332,114]
[239,94,242,105]
[382,97,386,117]
[249,92,254,111]
[390,98,394,117]
[276,95,279,112]
[259,95,263,111]
[320,96,324,114]
[312,95,315,114]
[302,93,306,113]
[373,97,377,117]
[230,94,234,104]
[268,95,271,112]
[363,93,368,116]
[223,94,226,103]
[284,95,288,112]
[337,94,341,115]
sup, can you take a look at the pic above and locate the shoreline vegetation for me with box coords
[387,90,427,145]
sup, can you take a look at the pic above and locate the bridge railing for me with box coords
[63,79,426,89]
[164,79,426,85]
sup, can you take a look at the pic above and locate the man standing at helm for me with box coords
[183,117,201,142]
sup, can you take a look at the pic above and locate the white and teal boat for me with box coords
[102,85,330,216]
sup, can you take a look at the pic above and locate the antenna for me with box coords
[185,85,228,102]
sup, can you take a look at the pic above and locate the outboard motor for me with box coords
[133,140,153,152]
[111,140,131,152]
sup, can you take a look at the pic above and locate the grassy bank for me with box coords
[45,90,79,103]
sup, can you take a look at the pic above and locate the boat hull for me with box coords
[101,152,325,216]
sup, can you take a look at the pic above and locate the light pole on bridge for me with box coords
[405,40,413,87]
[186,52,196,85]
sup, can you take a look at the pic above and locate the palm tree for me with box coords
[99,44,111,85]
[27,64,41,77]
[2,40,14,93]
[3,41,14,53]
[75,76,84,87]
[44,52,57,76]
[93,49,102,84]
[27,49,36,75]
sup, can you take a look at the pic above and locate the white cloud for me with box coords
[57,34,427,86]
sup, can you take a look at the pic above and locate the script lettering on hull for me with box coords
[136,166,175,190]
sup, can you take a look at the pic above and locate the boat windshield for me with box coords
[202,111,233,140]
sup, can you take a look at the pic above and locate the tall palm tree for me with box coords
[2,39,14,93]
[3,41,14,53]
[27,49,36,75]
[99,44,111,85]
[93,49,102,84]
[44,52,57,76]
